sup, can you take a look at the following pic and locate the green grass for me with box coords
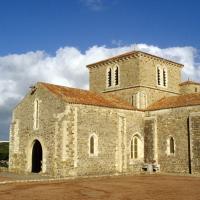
[0,142,9,160]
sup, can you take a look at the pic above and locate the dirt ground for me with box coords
[1,174,200,200]
[0,176,11,182]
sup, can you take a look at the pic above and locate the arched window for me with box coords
[90,136,94,154]
[107,65,120,88]
[157,67,161,86]
[107,68,112,87]
[170,137,175,154]
[131,138,133,159]
[157,66,168,87]
[163,68,167,86]
[134,137,138,159]
[131,94,137,107]
[33,99,39,129]
[130,134,143,160]
[167,136,175,155]
[89,134,98,156]
[114,66,119,86]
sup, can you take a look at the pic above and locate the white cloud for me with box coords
[0,43,200,140]
[80,0,104,11]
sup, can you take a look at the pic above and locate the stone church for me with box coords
[9,51,200,177]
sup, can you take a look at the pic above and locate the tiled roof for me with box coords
[87,51,183,68]
[179,81,200,86]
[39,82,135,110]
[147,93,200,111]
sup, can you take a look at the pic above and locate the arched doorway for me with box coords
[32,140,42,173]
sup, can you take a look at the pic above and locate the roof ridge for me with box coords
[38,82,89,92]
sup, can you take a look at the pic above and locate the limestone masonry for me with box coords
[9,51,200,177]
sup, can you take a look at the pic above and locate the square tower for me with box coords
[87,51,183,109]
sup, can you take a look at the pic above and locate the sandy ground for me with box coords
[0,176,10,182]
[0,174,200,200]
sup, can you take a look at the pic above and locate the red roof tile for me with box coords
[147,93,200,111]
[39,82,135,110]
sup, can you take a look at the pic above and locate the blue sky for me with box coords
[0,0,200,140]
[0,0,200,55]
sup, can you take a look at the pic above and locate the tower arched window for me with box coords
[163,68,167,87]
[33,99,39,130]
[157,67,161,86]
[157,66,168,87]
[114,66,119,86]
[107,68,112,87]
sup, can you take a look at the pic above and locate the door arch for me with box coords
[32,140,42,173]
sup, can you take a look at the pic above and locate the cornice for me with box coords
[87,51,184,69]
[102,85,180,95]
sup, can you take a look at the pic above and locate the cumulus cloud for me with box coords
[0,43,200,140]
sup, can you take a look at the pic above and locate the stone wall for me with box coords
[144,116,157,163]
[138,56,181,93]
[148,106,200,174]
[89,55,181,95]
[76,105,144,176]
[53,105,78,177]
[103,86,178,109]
[89,57,139,93]
[189,112,200,174]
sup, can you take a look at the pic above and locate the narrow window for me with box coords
[170,137,175,154]
[90,136,94,154]
[195,87,198,92]
[157,68,161,85]
[131,94,137,107]
[163,69,167,86]
[108,68,112,87]
[34,99,39,129]
[131,139,133,159]
[115,66,119,85]
[134,137,138,159]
